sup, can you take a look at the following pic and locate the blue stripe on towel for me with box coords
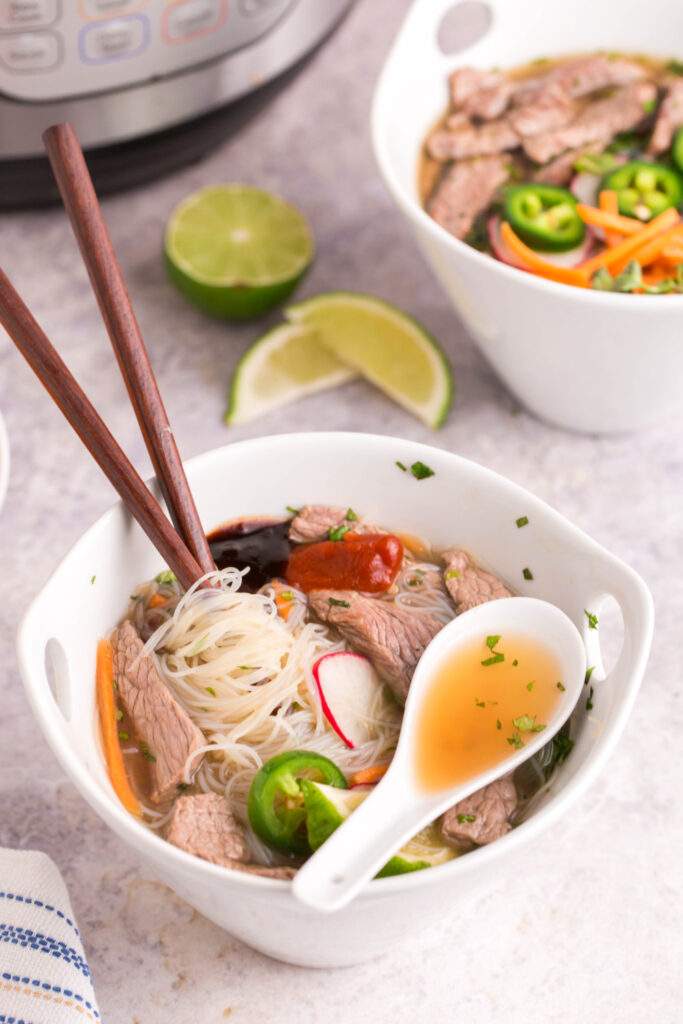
[0,892,79,937]
[0,1017,36,1024]
[0,926,90,979]
[1,972,99,1019]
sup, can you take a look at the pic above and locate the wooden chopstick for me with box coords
[43,122,215,577]
[0,267,205,592]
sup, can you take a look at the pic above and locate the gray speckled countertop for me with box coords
[0,1,681,1020]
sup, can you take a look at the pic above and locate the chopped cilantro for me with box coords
[574,151,618,175]
[90,575,96,585]
[667,59,683,75]
[516,516,529,528]
[456,814,476,823]
[410,461,435,480]
[557,681,566,692]
[279,590,294,601]
[140,742,157,763]
[496,718,502,730]
[115,709,123,721]
[118,731,129,742]
[513,714,545,733]
[526,680,535,691]
[329,597,350,608]
[522,567,534,581]
[507,733,524,749]
[286,505,300,516]
[239,665,255,671]
[642,98,656,114]
[206,686,217,697]
[475,698,486,708]
[553,732,574,764]
[445,569,461,580]
[328,523,350,542]
[585,665,595,686]
[512,659,519,667]
[395,461,407,472]
[155,569,177,585]
[584,609,599,630]
[482,634,504,666]
[345,508,358,521]
[586,686,595,711]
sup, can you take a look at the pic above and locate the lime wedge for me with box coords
[226,323,356,425]
[286,292,453,427]
[165,185,314,320]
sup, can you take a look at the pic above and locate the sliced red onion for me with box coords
[488,215,595,270]
[570,171,601,206]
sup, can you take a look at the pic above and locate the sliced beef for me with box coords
[166,793,295,879]
[427,119,519,161]
[648,78,683,154]
[532,138,611,185]
[508,82,577,138]
[463,79,514,121]
[308,590,442,703]
[523,81,656,165]
[428,155,509,240]
[514,55,646,109]
[449,67,503,108]
[442,776,518,849]
[442,548,512,614]
[289,505,348,543]
[112,621,205,804]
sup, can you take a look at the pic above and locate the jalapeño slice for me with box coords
[247,750,347,854]
[671,127,683,177]
[601,160,683,221]
[503,184,586,252]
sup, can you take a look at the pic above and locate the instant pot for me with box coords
[0,0,353,206]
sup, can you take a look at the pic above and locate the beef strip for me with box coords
[508,82,577,138]
[441,776,518,849]
[308,590,442,703]
[449,67,504,108]
[523,81,656,165]
[289,505,348,543]
[648,77,683,154]
[427,119,519,161]
[512,55,646,110]
[428,155,509,240]
[463,78,514,121]
[532,137,611,185]
[166,793,295,879]
[112,621,205,804]
[442,548,512,613]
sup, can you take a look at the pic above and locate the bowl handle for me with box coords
[590,561,654,699]
[382,0,502,72]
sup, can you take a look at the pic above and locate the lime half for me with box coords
[165,185,314,320]
[226,322,356,425]
[286,292,453,427]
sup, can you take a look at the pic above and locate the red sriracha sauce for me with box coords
[286,533,404,593]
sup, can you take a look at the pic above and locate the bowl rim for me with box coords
[0,409,9,515]
[17,432,654,899]
[370,36,683,309]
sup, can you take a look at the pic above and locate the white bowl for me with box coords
[17,433,653,967]
[372,0,683,434]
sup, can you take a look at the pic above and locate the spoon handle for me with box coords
[292,774,440,912]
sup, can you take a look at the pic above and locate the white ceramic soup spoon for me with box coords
[293,597,586,912]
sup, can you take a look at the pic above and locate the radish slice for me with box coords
[488,214,595,269]
[570,171,601,205]
[312,652,383,749]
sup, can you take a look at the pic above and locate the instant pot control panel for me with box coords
[0,0,296,102]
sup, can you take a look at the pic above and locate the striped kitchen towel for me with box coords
[0,847,100,1024]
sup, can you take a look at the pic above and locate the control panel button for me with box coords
[0,28,59,70]
[162,0,227,43]
[79,13,148,63]
[79,0,149,19]
[0,0,59,30]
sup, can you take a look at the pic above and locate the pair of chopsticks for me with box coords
[0,123,214,591]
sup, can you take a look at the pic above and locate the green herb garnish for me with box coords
[496,718,502,730]
[574,151,619,175]
[118,731,129,742]
[482,634,505,667]
[177,782,190,792]
[279,590,294,601]
[585,665,595,686]
[586,686,595,711]
[90,575,96,585]
[286,505,300,516]
[206,686,217,697]
[591,267,616,291]
[585,609,599,630]
[445,569,460,580]
[526,681,535,691]
[512,659,518,667]
[642,98,656,114]
[507,733,524,749]
[155,569,177,585]
[115,709,123,721]
[140,742,157,763]
[328,597,350,608]
[516,516,529,528]
[345,508,358,521]
[513,714,546,733]
[522,567,534,581]
[475,698,486,708]
[667,59,683,75]
[593,260,642,294]
[396,461,407,472]
[557,681,566,692]
[328,524,350,542]
[410,461,435,480]
[456,814,476,823]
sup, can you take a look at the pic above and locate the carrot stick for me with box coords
[350,763,389,786]
[96,639,141,817]
[659,246,683,267]
[148,592,168,609]
[578,200,643,238]
[642,264,673,286]
[275,592,294,621]
[598,191,623,247]
[500,223,589,287]
[622,224,683,271]
[580,208,680,276]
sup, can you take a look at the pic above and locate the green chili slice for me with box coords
[601,161,683,221]
[503,184,586,252]
[247,750,347,854]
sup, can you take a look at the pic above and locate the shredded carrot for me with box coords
[350,763,389,786]
[659,246,683,267]
[148,593,168,609]
[620,224,683,271]
[642,264,674,286]
[96,639,141,817]
[580,208,680,276]
[597,191,623,248]
[275,593,294,621]
[577,201,643,238]
[500,222,589,287]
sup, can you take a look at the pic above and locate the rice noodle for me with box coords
[135,568,402,826]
